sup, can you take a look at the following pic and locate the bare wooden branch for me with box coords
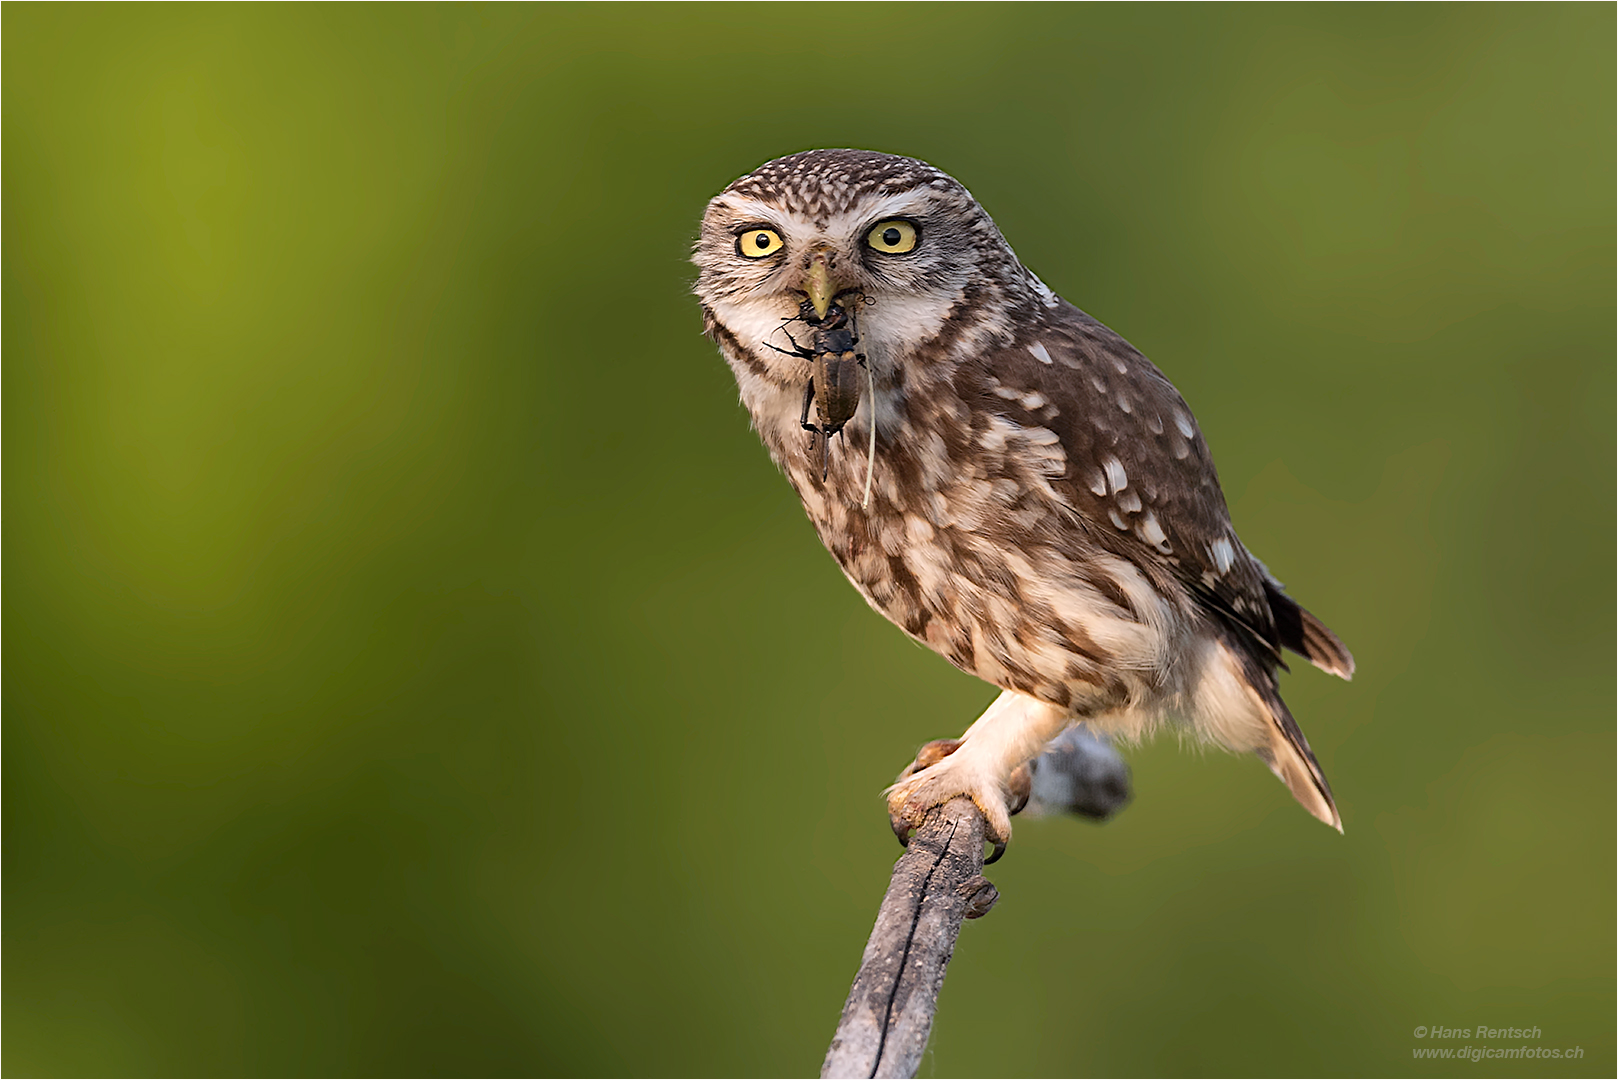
[821,732,1132,1078]
[821,797,994,1079]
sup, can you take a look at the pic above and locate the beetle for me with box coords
[802,301,863,430]
[771,300,865,480]
[765,298,878,496]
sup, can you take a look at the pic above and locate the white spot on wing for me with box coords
[1210,537,1235,575]
[1108,509,1130,531]
[1102,455,1128,494]
[1138,511,1170,551]
[1027,342,1053,365]
[1174,409,1196,438]
[1088,470,1107,497]
[1019,392,1048,410]
[1027,274,1060,308]
[1116,391,1132,414]
[1116,489,1142,514]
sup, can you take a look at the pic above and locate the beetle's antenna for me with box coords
[767,320,812,359]
[861,357,876,508]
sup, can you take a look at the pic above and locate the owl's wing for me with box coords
[963,299,1351,677]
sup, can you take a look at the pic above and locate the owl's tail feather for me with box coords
[1252,676,1341,832]
[1264,580,1354,680]
[1255,705,1333,835]
[1202,636,1343,831]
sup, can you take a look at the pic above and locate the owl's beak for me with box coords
[802,251,839,320]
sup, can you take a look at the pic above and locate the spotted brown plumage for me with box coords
[692,149,1353,854]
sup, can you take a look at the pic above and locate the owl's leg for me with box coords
[885,689,1071,861]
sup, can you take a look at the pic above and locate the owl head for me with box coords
[692,150,1042,377]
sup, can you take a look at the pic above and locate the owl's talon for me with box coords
[885,737,1019,857]
[985,839,1008,865]
[1007,761,1033,817]
[889,738,965,845]
[898,738,962,780]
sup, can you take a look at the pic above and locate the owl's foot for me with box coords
[886,738,1033,864]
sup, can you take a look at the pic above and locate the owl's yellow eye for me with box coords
[736,228,784,258]
[866,219,919,254]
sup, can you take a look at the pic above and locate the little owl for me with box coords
[692,149,1353,860]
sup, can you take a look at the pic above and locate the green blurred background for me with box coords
[5,4,1612,1076]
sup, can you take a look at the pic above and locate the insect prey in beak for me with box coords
[765,298,879,505]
